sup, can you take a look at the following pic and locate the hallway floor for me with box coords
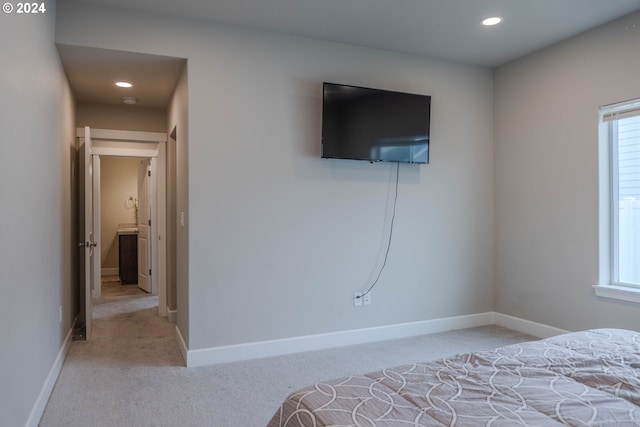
[39,281,182,426]
[99,276,148,299]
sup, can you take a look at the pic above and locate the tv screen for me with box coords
[322,82,431,164]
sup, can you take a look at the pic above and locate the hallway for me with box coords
[39,283,183,426]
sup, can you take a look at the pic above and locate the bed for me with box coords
[267,328,640,426]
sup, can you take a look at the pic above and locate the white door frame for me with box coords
[79,127,97,340]
[77,128,168,318]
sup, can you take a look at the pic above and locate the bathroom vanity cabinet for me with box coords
[118,231,138,284]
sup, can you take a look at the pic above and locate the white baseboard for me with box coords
[25,322,75,427]
[175,325,188,366]
[494,312,570,338]
[184,312,495,367]
[179,312,570,368]
[101,267,118,276]
[167,309,177,324]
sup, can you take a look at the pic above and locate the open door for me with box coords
[137,159,151,292]
[78,126,99,340]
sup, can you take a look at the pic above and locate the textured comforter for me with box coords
[267,328,640,426]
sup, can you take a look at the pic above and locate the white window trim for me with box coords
[593,284,640,303]
[595,98,640,304]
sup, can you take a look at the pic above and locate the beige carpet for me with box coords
[99,281,148,300]
[40,292,536,426]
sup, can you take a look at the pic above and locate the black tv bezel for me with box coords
[321,82,431,165]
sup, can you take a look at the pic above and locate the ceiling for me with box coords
[57,45,186,109]
[59,0,640,108]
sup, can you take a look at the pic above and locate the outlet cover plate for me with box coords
[363,292,371,305]
[354,292,363,307]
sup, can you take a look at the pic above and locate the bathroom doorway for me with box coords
[99,156,152,294]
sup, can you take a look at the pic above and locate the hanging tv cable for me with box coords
[358,161,400,300]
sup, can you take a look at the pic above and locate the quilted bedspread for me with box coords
[267,328,640,426]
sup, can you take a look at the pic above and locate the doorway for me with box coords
[98,156,152,296]
[78,127,167,340]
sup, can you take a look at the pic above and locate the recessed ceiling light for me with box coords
[122,96,137,105]
[482,16,502,26]
[115,81,133,88]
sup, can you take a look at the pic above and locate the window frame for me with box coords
[594,98,640,303]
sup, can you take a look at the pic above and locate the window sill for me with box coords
[593,284,640,304]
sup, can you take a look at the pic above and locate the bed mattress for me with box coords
[268,328,640,426]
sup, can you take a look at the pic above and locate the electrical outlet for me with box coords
[354,292,363,307]
[363,292,371,305]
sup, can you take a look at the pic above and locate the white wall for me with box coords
[57,0,494,351]
[167,64,188,328]
[76,102,167,132]
[494,11,640,331]
[0,2,76,426]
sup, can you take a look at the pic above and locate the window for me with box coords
[596,98,640,302]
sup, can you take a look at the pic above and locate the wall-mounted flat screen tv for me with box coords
[322,82,431,164]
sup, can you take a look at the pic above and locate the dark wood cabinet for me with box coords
[119,233,138,284]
